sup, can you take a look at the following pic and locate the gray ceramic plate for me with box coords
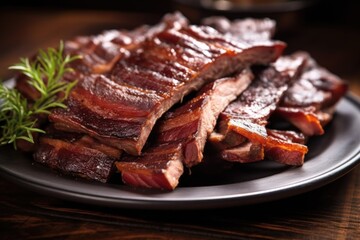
[0,95,360,210]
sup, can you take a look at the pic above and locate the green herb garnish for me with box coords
[0,41,80,149]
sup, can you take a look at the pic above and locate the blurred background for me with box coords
[0,0,359,93]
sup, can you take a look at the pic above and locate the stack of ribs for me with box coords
[16,12,347,190]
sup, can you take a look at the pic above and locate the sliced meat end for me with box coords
[34,136,120,183]
[265,129,308,166]
[275,107,326,136]
[116,143,184,191]
[155,69,253,167]
[221,141,264,163]
[210,53,307,164]
[276,53,348,137]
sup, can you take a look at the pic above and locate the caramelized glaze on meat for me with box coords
[276,53,348,136]
[115,69,253,190]
[210,53,307,163]
[49,12,285,155]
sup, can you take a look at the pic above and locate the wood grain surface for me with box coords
[0,4,359,239]
[1,167,359,239]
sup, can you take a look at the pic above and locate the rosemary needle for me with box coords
[0,41,80,149]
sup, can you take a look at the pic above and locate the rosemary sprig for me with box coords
[0,41,80,149]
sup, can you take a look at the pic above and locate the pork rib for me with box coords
[65,12,189,76]
[116,69,253,190]
[276,53,348,136]
[158,69,253,167]
[50,14,285,155]
[117,142,184,190]
[34,133,121,183]
[210,53,307,163]
[15,12,189,101]
[264,129,308,166]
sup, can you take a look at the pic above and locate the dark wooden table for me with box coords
[1,6,360,239]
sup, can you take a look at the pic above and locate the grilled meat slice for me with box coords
[116,142,184,191]
[65,12,189,76]
[265,129,308,166]
[50,15,285,155]
[34,134,121,183]
[276,53,348,136]
[275,106,336,136]
[64,26,148,76]
[15,12,189,101]
[157,69,253,167]
[115,69,253,190]
[210,53,307,163]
